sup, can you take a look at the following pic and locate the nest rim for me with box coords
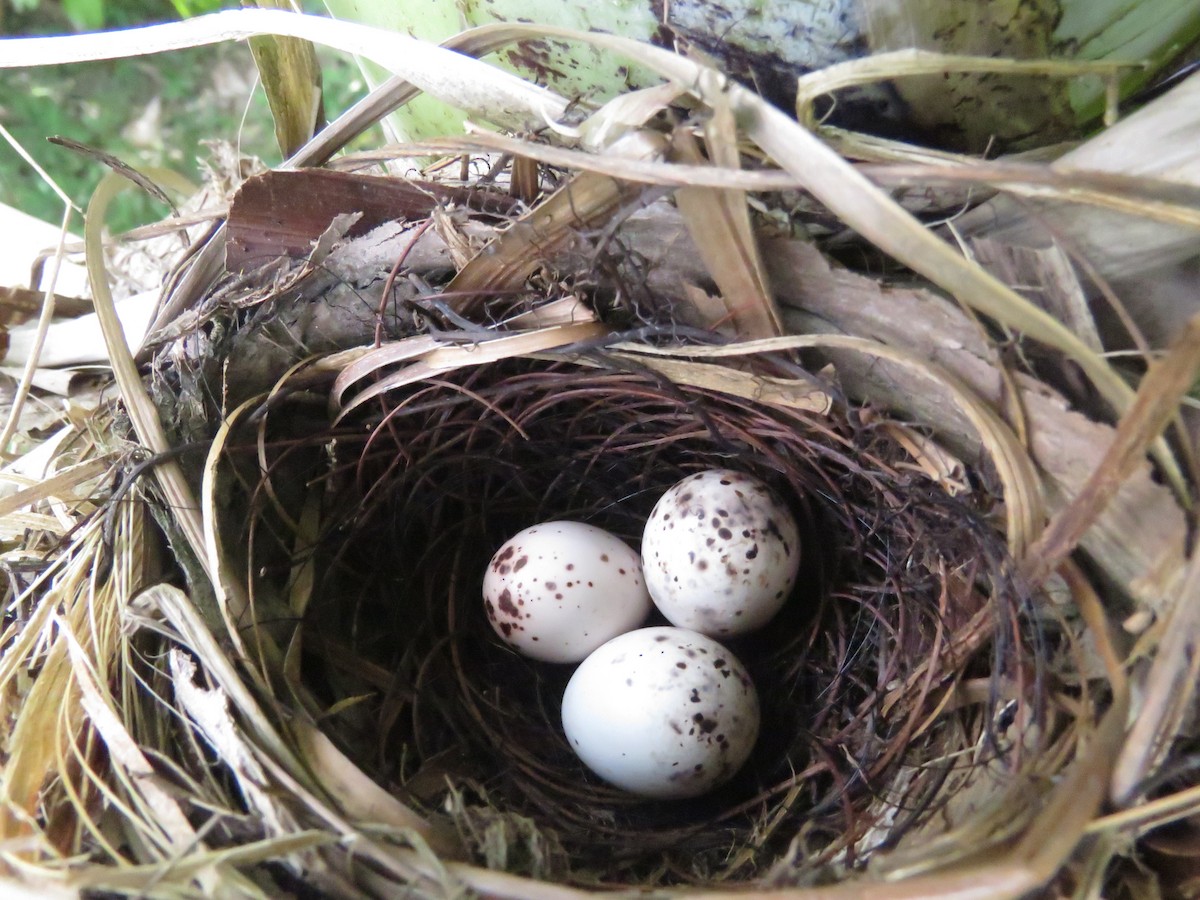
[209,348,1050,889]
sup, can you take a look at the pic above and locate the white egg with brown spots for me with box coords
[483,521,651,663]
[561,626,760,798]
[642,469,800,637]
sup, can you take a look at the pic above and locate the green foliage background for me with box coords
[0,0,369,231]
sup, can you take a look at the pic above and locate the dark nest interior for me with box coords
[211,348,1049,888]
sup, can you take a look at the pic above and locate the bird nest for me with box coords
[6,10,1194,898]
[203,336,1047,888]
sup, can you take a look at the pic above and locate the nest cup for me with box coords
[222,349,1045,888]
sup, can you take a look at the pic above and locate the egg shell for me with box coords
[561,626,760,799]
[642,469,801,637]
[483,521,651,663]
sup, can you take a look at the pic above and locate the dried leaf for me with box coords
[880,423,970,496]
[578,81,688,150]
[0,286,91,324]
[672,100,782,339]
[603,349,830,414]
[46,136,183,213]
[506,296,596,329]
[225,168,517,273]
[4,291,157,367]
[334,322,609,418]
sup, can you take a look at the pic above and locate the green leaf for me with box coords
[244,0,326,158]
[61,0,106,31]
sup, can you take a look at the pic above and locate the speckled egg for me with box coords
[561,626,760,798]
[642,469,800,637]
[483,521,651,663]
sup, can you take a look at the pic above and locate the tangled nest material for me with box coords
[213,349,1045,886]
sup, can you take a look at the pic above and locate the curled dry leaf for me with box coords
[225,168,519,273]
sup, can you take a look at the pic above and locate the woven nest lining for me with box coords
[219,350,1043,887]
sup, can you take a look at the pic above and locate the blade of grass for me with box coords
[1089,782,1200,838]
[0,458,108,520]
[0,121,76,457]
[0,516,130,865]
[599,353,830,413]
[64,832,336,892]
[330,131,1200,228]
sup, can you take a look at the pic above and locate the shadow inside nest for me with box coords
[222,354,1047,888]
